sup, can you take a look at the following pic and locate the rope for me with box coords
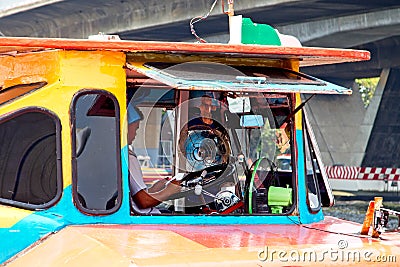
[189,0,219,43]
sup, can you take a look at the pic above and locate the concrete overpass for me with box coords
[1,0,400,167]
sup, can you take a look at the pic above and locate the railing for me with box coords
[326,166,400,181]
[326,166,400,194]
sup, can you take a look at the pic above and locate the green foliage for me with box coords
[356,77,379,108]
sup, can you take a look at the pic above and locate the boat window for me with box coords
[0,109,62,209]
[0,82,47,107]
[245,94,294,215]
[126,65,176,108]
[71,91,121,214]
[126,61,352,95]
[303,109,334,207]
[128,81,295,215]
[146,63,323,85]
[303,115,322,212]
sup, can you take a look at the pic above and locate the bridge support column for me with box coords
[305,69,388,166]
[363,68,400,167]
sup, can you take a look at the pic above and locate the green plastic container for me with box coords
[270,206,283,214]
[268,186,292,206]
[241,17,281,46]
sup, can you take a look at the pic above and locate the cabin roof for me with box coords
[0,37,370,67]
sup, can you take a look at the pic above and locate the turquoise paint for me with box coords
[0,147,132,264]
[1,141,326,264]
[295,129,324,224]
[0,210,64,264]
[0,183,302,263]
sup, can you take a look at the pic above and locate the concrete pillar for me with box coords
[363,68,400,167]
[304,70,387,166]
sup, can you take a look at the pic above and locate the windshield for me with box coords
[126,62,294,216]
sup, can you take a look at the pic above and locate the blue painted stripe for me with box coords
[1,142,327,264]
[296,129,324,223]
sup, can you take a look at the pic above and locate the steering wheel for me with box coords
[168,162,235,200]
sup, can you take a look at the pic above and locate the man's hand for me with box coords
[164,179,182,195]
[148,178,168,193]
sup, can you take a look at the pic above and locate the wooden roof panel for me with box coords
[0,37,370,67]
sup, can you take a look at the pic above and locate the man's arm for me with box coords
[148,179,168,193]
[132,181,181,209]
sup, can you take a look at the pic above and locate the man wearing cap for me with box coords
[188,94,221,129]
[127,105,181,214]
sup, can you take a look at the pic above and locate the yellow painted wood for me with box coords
[0,206,32,228]
[0,50,127,189]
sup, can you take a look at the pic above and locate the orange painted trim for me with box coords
[0,37,370,67]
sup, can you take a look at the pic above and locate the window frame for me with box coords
[70,89,122,215]
[130,89,298,216]
[0,107,63,210]
[302,111,326,213]
[303,108,334,208]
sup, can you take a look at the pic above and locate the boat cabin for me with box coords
[0,38,370,264]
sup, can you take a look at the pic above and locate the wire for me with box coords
[190,0,219,43]
[286,216,376,239]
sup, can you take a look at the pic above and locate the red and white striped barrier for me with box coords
[326,166,400,181]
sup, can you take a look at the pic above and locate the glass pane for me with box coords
[127,62,351,94]
[73,92,120,212]
[0,111,60,208]
[303,109,334,207]
[303,116,322,212]
[126,62,295,215]
[128,91,294,215]
[127,87,177,215]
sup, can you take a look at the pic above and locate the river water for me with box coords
[323,200,400,231]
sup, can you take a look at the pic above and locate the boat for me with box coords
[1,3,399,266]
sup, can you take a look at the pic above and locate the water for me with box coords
[323,200,400,231]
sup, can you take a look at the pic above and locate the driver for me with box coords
[127,105,181,214]
[188,94,224,131]
[179,94,229,169]
[176,93,234,211]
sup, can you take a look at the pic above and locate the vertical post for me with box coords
[372,196,383,238]
[360,200,375,235]
[227,0,234,16]
[227,0,241,44]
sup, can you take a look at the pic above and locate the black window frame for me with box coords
[0,107,63,210]
[70,89,122,215]
[302,113,323,213]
